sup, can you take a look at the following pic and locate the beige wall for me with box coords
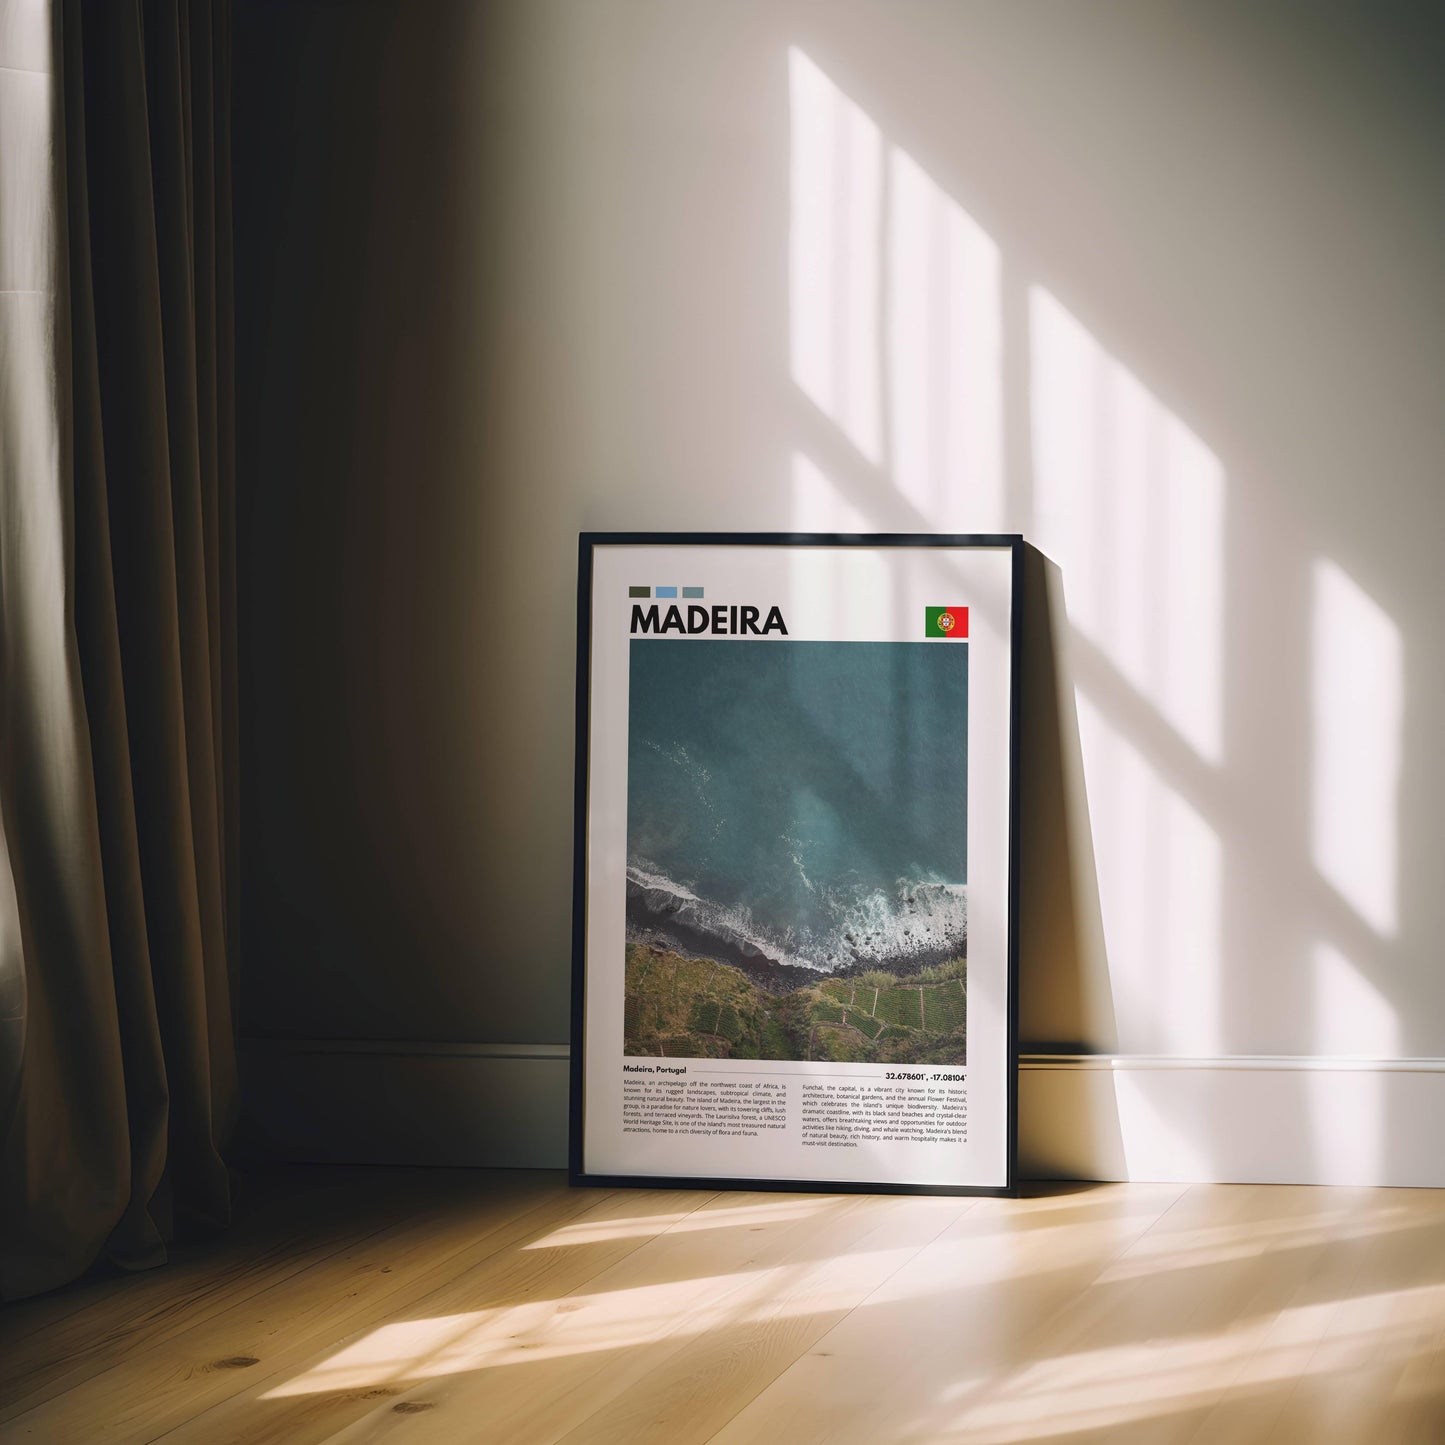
[234,0,1444,1105]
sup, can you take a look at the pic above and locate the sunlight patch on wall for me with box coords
[1306,942,1397,1184]
[790,47,1007,531]
[1310,560,1403,938]
[1030,288,1225,765]
[1311,942,1399,1058]
[789,48,881,462]
[887,149,1002,530]
[789,453,893,640]
[1076,690,1222,1055]
[791,450,873,533]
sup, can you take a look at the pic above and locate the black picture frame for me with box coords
[570,532,1023,1197]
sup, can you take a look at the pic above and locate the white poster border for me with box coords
[570,534,1021,1197]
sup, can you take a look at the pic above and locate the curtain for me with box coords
[0,0,238,1301]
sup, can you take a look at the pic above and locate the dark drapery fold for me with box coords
[0,0,237,1300]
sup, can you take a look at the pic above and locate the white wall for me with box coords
[235,0,1445,1184]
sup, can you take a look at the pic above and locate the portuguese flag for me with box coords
[925,606,969,639]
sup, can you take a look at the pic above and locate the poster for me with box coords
[571,535,1020,1195]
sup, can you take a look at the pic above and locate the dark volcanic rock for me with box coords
[624,869,965,992]
[829,946,964,982]
[625,876,822,992]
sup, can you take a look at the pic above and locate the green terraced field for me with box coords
[923,982,967,1032]
[624,945,966,1064]
[873,986,924,1030]
[760,1014,794,1058]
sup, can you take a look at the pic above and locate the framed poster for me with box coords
[571,533,1022,1196]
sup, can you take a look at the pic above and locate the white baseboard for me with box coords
[1019,1054,1445,1187]
[239,1042,1445,1187]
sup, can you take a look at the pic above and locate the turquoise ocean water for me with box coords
[626,639,968,975]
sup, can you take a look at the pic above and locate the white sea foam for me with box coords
[625,863,822,971]
[826,879,967,968]
[625,862,701,902]
[625,863,966,975]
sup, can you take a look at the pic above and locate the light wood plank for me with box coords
[289,1190,920,1444]
[1243,1187,1445,1445]
[6,1173,1444,1445]
[707,1183,1189,1445]
[151,1186,717,1445]
[924,1183,1391,1444]
[0,1166,492,1414]
[1,1178,660,1441]
[551,1193,977,1445]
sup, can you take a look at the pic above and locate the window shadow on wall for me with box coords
[782,2,1427,1186]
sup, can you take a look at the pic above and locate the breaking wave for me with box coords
[625,862,965,979]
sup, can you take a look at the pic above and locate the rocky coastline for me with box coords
[625,869,965,995]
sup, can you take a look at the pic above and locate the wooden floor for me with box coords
[2,1170,1444,1443]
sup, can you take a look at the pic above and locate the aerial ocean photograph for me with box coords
[623,638,969,1064]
